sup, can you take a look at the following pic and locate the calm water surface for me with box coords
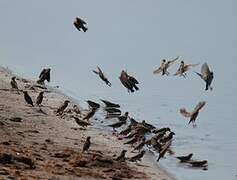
[1,1,237,179]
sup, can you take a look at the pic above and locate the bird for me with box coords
[180,101,206,125]
[93,66,111,87]
[174,61,199,77]
[153,56,179,75]
[10,76,19,90]
[152,127,170,134]
[100,99,120,108]
[188,160,208,167]
[23,91,34,107]
[83,108,97,121]
[176,153,193,163]
[133,137,146,151]
[108,120,126,131]
[160,132,175,143]
[129,150,146,162]
[73,104,81,114]
[73,17,88,32]
[74,116,90,128]
[37,68,51,84]
[86,100,100,109]
[141,120,156,130]
[36,92,44,106]
[56,100,70,115]
[82,136,91,152]
[116,150,127,162]
[117,112,129,121]
[119,70,139,93]
[157,140,172,162]
[195,63,214,91]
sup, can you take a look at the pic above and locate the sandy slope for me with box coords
[0,67,175,180]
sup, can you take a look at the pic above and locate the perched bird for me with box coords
[119,125,132,135]
[56,100,70,115]
[195,63,214,91]
[180,101,206,125]
[141,120,156,130]
[108,120,126,131]
[153,56,179,75]
[157,140,172,162]
[100,99,120,108]
[83,108,97,121]
[82,136,91,152]
[86,100,100,109]
[93,66,111,87]
[73,17,88,32]
[153,127,170,134]
[176,153,193,163]
[174,61,199,77]
[36,92,44,106]
[129,150,146,162]
[117,112,129,121]
[37,68,51,84]
[119,70,139,93]
[116,150,127,162]
[23,91,34,107]
[74,116,90,128]
[188,160,208,167]
[10,76,19,90]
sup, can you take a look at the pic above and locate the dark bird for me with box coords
[180,101,206,125]
[108,120,126,131]
[195,63,214,91]
[119,70,139,93]
[23,91,34,107]
[36,92,44,106]
[86,100,100,109]
[129,150,146,162]
[133,137,146,151]
[160,132,175,143]
[119,125,132,135]
[129,118,138,126]
[82,136,91,152]
[153,56,179,75]
[174,61,199,77]
[176,153,193,163]
[153,127,170,134]
[117,112,129,121]
[100,99,120,108]
[10,76,19,90]
[116,150,127,162]
[188,160,208,167]
[73,17,88,32]
[141,120,156,130]
[74,116,91,128]
[93,66,111,87]
[83,108,97,121]
[37,68,51,84]
[56,100,70,115]
[157,140,172,162]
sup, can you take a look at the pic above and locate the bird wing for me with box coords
[167,56,179,68]
[153,67,163,74]
[77,17,87,24]
[184,63,199,72]
[180,108,192,118]
[92,70,99,75]
[201,63,211,80]
[45,70,50,82]
[192,101,206,114]
[129,76,139,84]
[39,69,46,79]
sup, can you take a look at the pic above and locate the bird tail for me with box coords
[82,26,88,32]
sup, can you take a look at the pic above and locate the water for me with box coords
[1,1,237,179]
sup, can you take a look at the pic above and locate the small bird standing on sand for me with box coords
[82,136,91,152]
[116,150,127,162]
[36,92,44,106]
[23,91,34,107]
[180,101,206,126]
[93,66,111,87]
[83,108,97,121]
[174,61,199,77]
[129,150,146,162]
[195,63,214,91]
[153,56,179,75]
[176,153,193,163]
[37,68,51,84]
[73,17,88,32]
[56,100,70,115]
[10,76,19,90]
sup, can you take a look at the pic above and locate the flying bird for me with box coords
[176,153,193,163]
[174,61,199,77]
[82,136,91,152]
[119,70,139,93]
[23,91,34,107]
[73,17,88,32]
[195,63,214,91]
[93,66,111,87]
[37,68,51,84]
[56,100,70,115]
[10,76,19,90]
[180,101,206,125]
[153,56,179,75]
[36,91,44,106]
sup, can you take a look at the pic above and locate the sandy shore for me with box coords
[0,67,175,180]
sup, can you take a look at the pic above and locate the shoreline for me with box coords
[0,66,175,180]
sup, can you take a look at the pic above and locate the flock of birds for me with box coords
[8,16,215,172]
